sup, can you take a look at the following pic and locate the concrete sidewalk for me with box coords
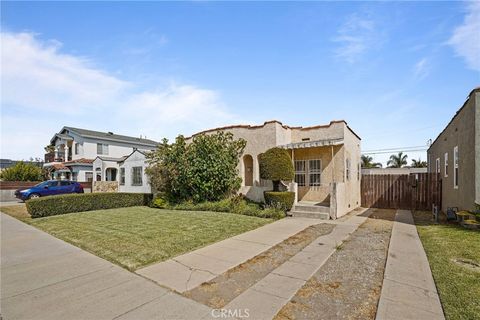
[136,217,320,293]
[376,210,445,320]
[0,213,211,320]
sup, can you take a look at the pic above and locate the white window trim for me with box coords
[132,166,143,186]
[436,158,440,174]
[444,152,448,177]
[454,146,459,189]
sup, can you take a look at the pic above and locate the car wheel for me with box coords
[28,193,40,200]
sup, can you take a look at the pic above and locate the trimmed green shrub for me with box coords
[258,148,294,191]
[264,191,295,211]
[27,193,153,218]
[151,195,285,220]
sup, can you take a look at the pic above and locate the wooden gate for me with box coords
[361,173,441,210]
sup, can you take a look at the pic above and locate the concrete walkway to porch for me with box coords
[376,210,445,320]
[136,217,320,293]
[0,213,211,320]
[219,210,368,320]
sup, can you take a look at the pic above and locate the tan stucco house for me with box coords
[427,88,480,212]
[187,120,361,219]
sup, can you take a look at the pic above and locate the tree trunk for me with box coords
[273,180,280,192]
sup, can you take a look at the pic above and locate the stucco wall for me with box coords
[54,130,154,161]
[69,165,93,182]
[290,122,345,142]
[118,151,152,193]
[93,159,119,181]
[342,126,362,212]
[428,90,477,212]
[476,92,480,205]
[293,145,343,203]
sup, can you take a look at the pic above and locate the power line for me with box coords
[362,145,428,153]
[363,148,428,155]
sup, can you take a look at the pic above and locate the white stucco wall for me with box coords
[118,151,151,193]
[52,129,155,161]
[75,137,153,160]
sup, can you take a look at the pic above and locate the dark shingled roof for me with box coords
[52,126,159,147]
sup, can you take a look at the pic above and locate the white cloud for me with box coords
[413,57,430,80]
[332,13,380,64]
[448,2,480,71]
[0,31,240,159]
[1,32,129,114]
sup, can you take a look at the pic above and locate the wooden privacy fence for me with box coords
[361,173,441,211]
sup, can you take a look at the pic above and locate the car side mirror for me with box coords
[44,186,49,189]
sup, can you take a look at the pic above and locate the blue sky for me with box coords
[1,1,479,165]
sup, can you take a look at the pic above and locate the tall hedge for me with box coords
[259,148,294,191]
[26,193,152,218]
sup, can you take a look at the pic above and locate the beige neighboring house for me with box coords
[427,88,480,212]
[187,120,361,219]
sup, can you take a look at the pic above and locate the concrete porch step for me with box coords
[292,204,330,214]
[290,211,330,220]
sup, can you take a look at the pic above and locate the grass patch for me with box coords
[413,211,480,320]
[1,204,30,222]
[1,205,272,271]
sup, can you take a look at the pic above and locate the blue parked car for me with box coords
[15,180,84,201]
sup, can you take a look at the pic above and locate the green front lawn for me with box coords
[1,205,272,270]
[414,212,480,320]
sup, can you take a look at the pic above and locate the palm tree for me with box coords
[361,155,382,168]
[411,158,427,168]
[387,152,408,168]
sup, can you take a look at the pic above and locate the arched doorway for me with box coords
[105,168,117,181]
[243,155,253,186]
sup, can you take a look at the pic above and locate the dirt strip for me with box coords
[274,209,396,320]
[183,223,335,308]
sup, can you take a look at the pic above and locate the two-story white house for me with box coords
[44,127,158,192]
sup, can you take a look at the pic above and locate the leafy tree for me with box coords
[0,162,43,181]
[411,158,427,168]
[146,132,246,202]
[44,145,55,153]
[361,155,382,168]
[259,148,294,191]
[387,152,408,168]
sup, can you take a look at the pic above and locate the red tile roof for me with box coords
[64,158,94,165]
[52,163,70,171]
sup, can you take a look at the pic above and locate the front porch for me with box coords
[45,133,75,163]
[282,138,349,219]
